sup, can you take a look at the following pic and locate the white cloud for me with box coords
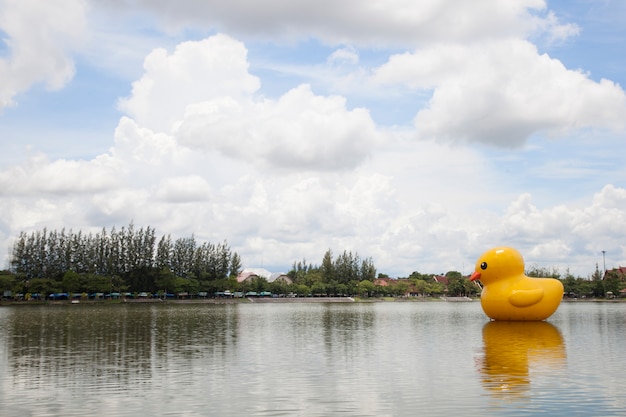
[155,175,212,203]
[0,0,87,109]
[328,46,359,66]
[98,0,576,47]
[117,35,380,171]
[111,116,184,167]
[177,84,380,171]
[373,39,626,147]
[497,185,626,269]
[539,11,580,44]
[117,34,260,133]
[526,240,572,264]
[0,152,120,196]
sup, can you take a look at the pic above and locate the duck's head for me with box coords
[470,246,525,285]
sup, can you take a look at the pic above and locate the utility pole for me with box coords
[602,250,606,276]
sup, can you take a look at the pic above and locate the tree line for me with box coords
[527,264,624,299]
[5,223,622,299]
[285,249,377,296]
[3,225,384,298]
[8,223,241,295]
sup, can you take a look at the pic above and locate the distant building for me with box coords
[237,270,262,283]
[604,267,626,281]
[373,277,393,286]
[237,268,292,284]
[269,272,292,284]
[433,275,448,286]
[373,277,418,296]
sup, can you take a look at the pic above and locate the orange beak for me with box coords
[470,271,481,282]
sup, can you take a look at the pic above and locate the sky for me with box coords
[1,0,625,278]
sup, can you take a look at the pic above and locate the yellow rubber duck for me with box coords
[470,246,563,321]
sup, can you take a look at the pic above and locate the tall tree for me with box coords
[229,252,242,277]
[321,249,334,283]
[604,270,621,297]
[171,235,196,278]
[360,257,376,281]
[335,250,361,284]
[156,234,173,271]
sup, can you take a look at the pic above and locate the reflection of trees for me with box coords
[5,304,239,391]
[322,304,375,359]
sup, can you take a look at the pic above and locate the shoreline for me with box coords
[1,296,623,307]
[1,296,430,306]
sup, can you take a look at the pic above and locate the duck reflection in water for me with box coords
[477,321,566,398]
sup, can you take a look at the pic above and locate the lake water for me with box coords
[0,301,625,417]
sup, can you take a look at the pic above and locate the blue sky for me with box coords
[1,0,625,278]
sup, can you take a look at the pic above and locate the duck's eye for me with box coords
[480,262,488,270]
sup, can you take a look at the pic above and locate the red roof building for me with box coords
[433,275,448,286]
[604,267,626,281]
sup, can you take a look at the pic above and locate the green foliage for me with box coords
[412,279,427,296]
[562,274,578,296]
[269,280,288,295]
[310,281,326,295]
[591,263,603,281]
[249,277,269,293]
[295,284,310,296]
[155,269,180,293]
[0,271,16,294]
[360,257,376,281]
[62,271,83,292]
[289,258,316,283]
[321,250,334,283]
[428,281,445,296]
[85,274,114,293]
[391,280,409,296]
[447,276,465,296]
[288,249,377,295]
[335,283,348,296]
[9,223,242,293]
[593,279,605,298]
[27,278,60,295]
[559,268,608,299]
[526,265,561,279]
[12,226,615,299]
[603,270,621,297]
[334,250,359,283]
[408,271,433,281]
[358,280,374,297]
[443,271,478,297]
[229,252,242,277]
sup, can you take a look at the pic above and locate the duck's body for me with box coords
[470,247,563,321]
